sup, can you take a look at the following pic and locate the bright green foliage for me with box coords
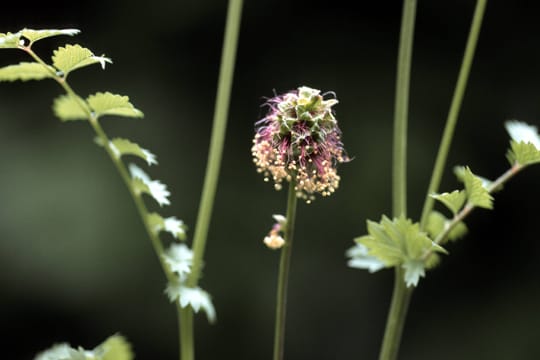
[88,92,143,119]
[21,28,80,44]
[0,32,22,48]
[462,167,493,209]
[356,215,447,286]
[34,334,133,360]
[0,62,54,82]
[506,140,540,166]
[431,190,466,215]
[53,94,88,121]
[426,211,468,243]
[98,335,134,360]
[110,138,156,165]
[52,44,111,76]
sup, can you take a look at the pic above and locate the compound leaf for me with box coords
[0,62,54,82]
[87,92,143,119]
[53,94,89,121]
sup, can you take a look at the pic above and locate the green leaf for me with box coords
[462,167,493,209]
[21,28,80,43]
[0,62,54,82]
[506,140,540,166]
[52,44,112,76]
[53,95,89,121]
[426,211,468,244]
[431,190,466,215]
[110,138,157,165]
[87,92,143,119]
[0,31,22,48]
[402,260,425,287]
[98,335,134,360]
[357,215,447,268]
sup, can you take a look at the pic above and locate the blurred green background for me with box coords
[1,1,540,359]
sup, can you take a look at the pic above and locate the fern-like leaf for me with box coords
[0,62,54,82]
[88,92,144,119]
[53,94,89,121]
[52,44,112,76]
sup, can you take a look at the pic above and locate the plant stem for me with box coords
[392,0,416,218]
[382,0,417,359]
[273,181,298,360]
[180,0,243,359]
[419,0,488,229]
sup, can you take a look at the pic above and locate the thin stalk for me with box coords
[382,0,417,359]
[181,1,243,359]
[273,181,298,360]
[419,0,488,229]
[392,0,417,218]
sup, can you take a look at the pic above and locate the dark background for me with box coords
[1,1,540,359]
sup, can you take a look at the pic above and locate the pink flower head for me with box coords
[252,86,349,203]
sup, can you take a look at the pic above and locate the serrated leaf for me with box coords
[505,120,540,149]
[431,190,466,215]
[454,165,493,189]
[53,94,89,121]
[98,335,134,360]
[0,62,54,82]
[426,211,468,244]
[21,28,80,43]
[166,283,216,323]
[110,138,157,165]
[52,44,112,76]
[0,31,22,48]
[462,167,493,209]
[402,260,425,287]
[87,92,143,119]
[129,164,170,206]
[357,215,447,269]
[148,212,186,240]
[506,140,540,166]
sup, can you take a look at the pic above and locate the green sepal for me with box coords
[426,211,468,244]
[53,94,89,121]
[430,190,466,215]
[87,92,144,119]
[506,140,540,166]
[52,44,111,76]
[21,28,80,44]
[462,167,493,209]
[0,62,54,82]
[110,138,157,165]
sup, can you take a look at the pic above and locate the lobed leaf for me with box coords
[0,62,54,82]
[110,138,157,165]
[21,28,80,43]
[53,94,89,121]
[148,212,186,240]
[88,92,143,119]
[462,167,493,209]
[402,260,425,287]
[166,283,216,323]
[431,190,466,215]
[52,44,112,76]
[129,164,170,206]
[506,140,540,166]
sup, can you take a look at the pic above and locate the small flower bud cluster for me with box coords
[263,214,287,249]
[252,86,348,202]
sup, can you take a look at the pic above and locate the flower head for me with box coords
[252,86,348,202]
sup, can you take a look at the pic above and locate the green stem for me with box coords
[382,0,417,359]
[273,181,298,360]
[392,0,417,218]
[181,1,243,359]
[419,0,488,229]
